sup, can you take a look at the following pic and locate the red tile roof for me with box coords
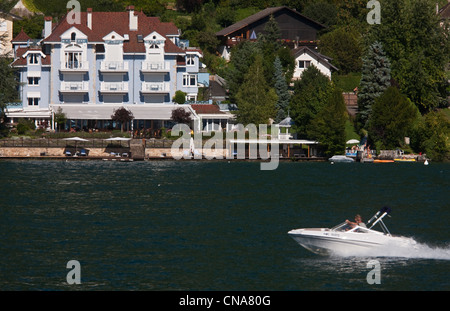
[43,10,184,54]
[11,29,31,43]
[11,47,51,66]
[191,104,225,115]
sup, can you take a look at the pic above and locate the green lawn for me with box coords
[333,72,361,92]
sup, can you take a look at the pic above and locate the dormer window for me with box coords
[28,54,39,64]
[186,55,195,66]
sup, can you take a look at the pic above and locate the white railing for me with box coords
[141,82,170,93]
[100,82,129,93]
[60,81,89,92]
[100,61,129,72]
[60,61,89,72]
[141,61,170,72]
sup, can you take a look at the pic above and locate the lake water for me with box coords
[0,160,449,291]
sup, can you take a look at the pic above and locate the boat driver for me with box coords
[346,214,367,228]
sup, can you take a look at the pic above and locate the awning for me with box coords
[229,139,319,145]
[27,92,41,98]
[5,109,52,118]
[51,104,198,121]
[27,71,41,77]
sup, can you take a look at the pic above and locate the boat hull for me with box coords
[288,228,414,256]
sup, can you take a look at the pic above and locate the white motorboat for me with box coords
[288,207,416,256]
[328,155,354,163]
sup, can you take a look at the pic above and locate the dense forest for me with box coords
[1,0,449,160]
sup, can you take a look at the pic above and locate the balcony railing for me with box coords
[60,61,89,72]
[141,82,170,94]
[100,61,129,73]
[60,82,89,93]
[100,82,129,94]
[141,61,170,73]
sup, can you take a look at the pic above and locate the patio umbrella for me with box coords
[104,137,132,141]
[346,139,360,144]
[104,137,132,148]
[63,137,89,154]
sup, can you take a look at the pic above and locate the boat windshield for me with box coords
[332,222,351,231]
[332,222,371,233]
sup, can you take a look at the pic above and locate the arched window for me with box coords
[71,32,76,41]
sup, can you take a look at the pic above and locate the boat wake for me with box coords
[331,237,450,260]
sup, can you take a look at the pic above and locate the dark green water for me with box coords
[0,160,449,290]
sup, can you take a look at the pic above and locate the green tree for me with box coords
[290,65,333,138]
[262,14,281,46]
[235,55,277,125]
[369,0,449,113]
[411,111,450,162]
[273,56,290,123]
[0,1,16,14]
[225,40,261,104]
[122,0,165,16]
[318,25,363,75]
[173,90,187,105]
[357,41,391,128]
[54,107,67,132]
[303,0,338,27]
[216,6,236,28]
[111,107,134,132]
[334,0,369,27]
[224,16,294,105]
[368,87,420,149]
[258,14,282,86]
[308,89,348,157]
[0,56,20,137]
[13,15,45,39]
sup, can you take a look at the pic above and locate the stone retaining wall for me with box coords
[0,147,111,157]
[0,147,229,159]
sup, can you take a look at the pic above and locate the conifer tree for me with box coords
[235,55,277,125]
[263,14,281,46]
[357,41,391,129]
[273,56,290,123]
[308,89,347,157]
[290,65,333,138]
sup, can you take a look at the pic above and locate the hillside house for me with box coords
[216,6,325,61]
[292,46,337,80]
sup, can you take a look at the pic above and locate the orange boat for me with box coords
[373,159,395,163]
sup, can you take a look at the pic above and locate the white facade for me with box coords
[292,46,337,80]
[7,7,207,132]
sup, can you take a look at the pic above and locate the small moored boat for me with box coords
[328,155,354,163]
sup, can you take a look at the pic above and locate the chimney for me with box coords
[44,16,52,38]
[127,5,138,31]
[87,8,92,30]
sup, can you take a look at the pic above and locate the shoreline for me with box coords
[0,155,328,162]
